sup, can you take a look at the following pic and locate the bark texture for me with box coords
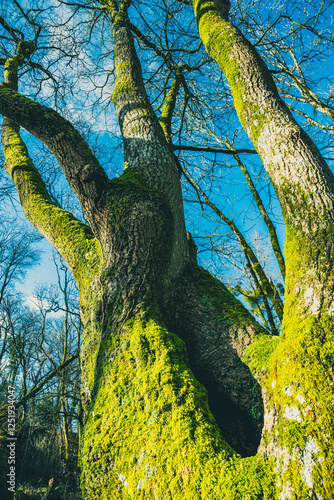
[111,6,188,279]
[77,5,272,497]
[4,0,334,497]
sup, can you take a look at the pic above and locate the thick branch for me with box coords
[110,9,177,181]
[107,5,189,277]
[194,0,334,231]
[1,48,102,287]
[1,119,101,289]
[0,16,23,43]
[160,75,181,144]
[0,86,109,230]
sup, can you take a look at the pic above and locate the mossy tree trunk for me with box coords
[194,0,334,497]
[1,1,333,499]
[0,5,271,499]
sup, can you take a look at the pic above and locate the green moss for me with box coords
[160,77,181,142]
[80,316,275,499]
[113,169,153,190]
[17,40,35,58]
[249,223,334,495]
[3,120,102,296]
[3,42,34,90]
[243,335,279,377]
[194,5,250,131]
[263,312,334,496]
[112,29,144,106]
[245,311,334,496]
[193,2,334,493]
[106,169,173,246]
[111,73,139,105]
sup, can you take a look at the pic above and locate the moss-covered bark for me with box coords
[193,0,334,496]
[0,13,277,500]
[0,83,109,232]
[168,263,268,457]
[80,313,276,499]
[76,165,275,497]
[4,1,334,497]
[160,75,181,145]
[80,314,234,498]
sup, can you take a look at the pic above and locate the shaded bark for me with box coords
[166,262,266,457]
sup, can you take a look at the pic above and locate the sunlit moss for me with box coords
[80,316,276,499]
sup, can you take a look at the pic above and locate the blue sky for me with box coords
[1,0,333,328]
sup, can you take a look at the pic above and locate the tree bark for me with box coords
[0,20,272,499]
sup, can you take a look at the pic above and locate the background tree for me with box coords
[0,0,333,498]
[0,248,82,497]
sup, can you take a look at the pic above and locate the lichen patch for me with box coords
[283,406,302,423]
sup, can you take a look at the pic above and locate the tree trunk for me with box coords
[194,0,334,497]
[0,13,272,499]
[2,1,334,499]
[78,210,272,498]
[77,9,271,496]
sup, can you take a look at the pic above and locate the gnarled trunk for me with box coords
[77,168,269,497]
[0,9,271,498]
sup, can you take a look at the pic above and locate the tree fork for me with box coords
[109,1,189,278]
[7,1,334,497]
[0,7,275,500]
